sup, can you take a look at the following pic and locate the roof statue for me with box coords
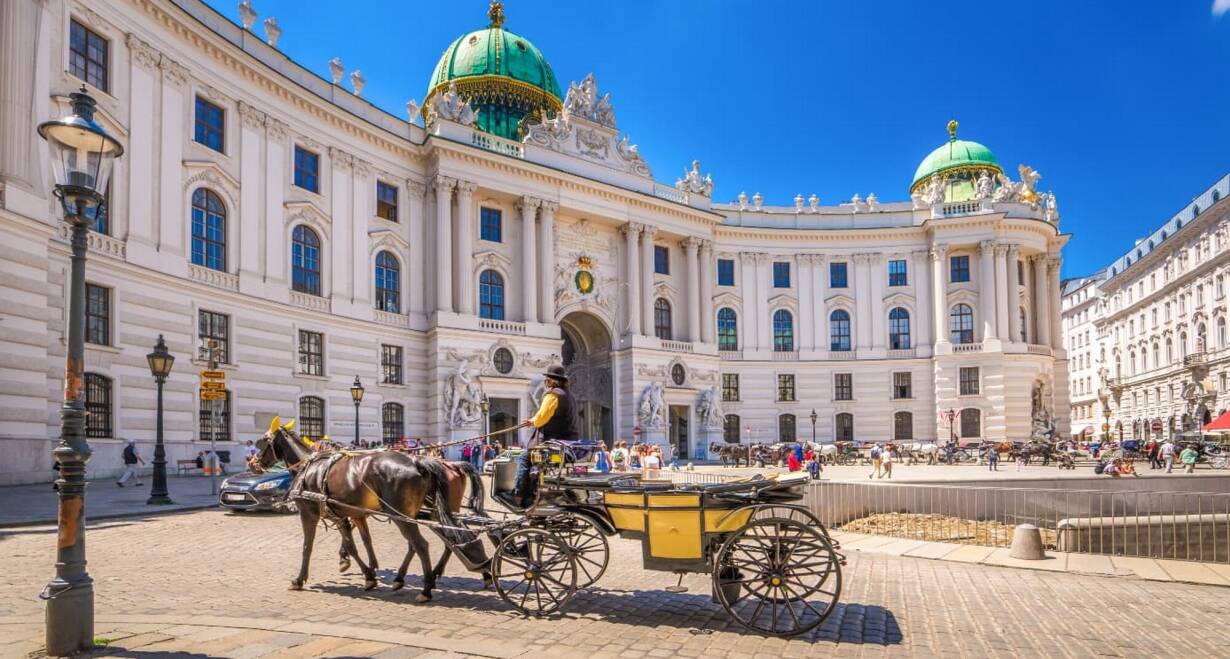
[429,81,476,126]
[488,0,505,28]
[564,73,617,129]
[676,160,714,197]
[523,73,651,178]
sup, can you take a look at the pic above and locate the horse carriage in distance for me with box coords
[251,420,845,638]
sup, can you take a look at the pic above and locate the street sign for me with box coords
[200,391,227,400]
[201,381,226,391]
[200,370,226,380]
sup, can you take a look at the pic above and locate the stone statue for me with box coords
[349,70,365,97]
[328,57,344,85]
[975,171,994,200]
[405,99,419,123]
[809,194,820,212]
[922,173,946,206]
[444,359,483,428]
[697,386,725,429]
[737,192,748,210]
[430,81,476,126]
[910,190,926,210]
[594,93,616,127]
[1017,164,1042,204]
[866,192,879,211]
[992,172,1018,202]
[1042,191,1059,223]
[675,160,714,197]
[850,193,862,212]
[638,381,666,429]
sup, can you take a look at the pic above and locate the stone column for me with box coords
[1032,255,1050,346]
[853,254,872,351]
[640,226,657,336]
[814,254,828,350]
[237,102,265,288]
[621,223,642,337]
[539,201,558,323]
[912,250,931,347]
[263,118,288,286]
[0,0,47,194]
[454,181,477,315]
[328,148,353,301]
[1006,244,1021,343]
[869,253,885,350]
[124,36,159,249]
[157,57,188,255]
[683,237,701,342]
[739,252,759,348]
[406,181,427,314]
[434,176,456,313]
[994,244,1010,341]
[1048,254,1063,350]
[518,196,540,323]
[798,255,814,350]
[755,254,772,349]
[979,240,997,341]
[931,245,949,346]
[351,160,372,306]
[699,240,715,343]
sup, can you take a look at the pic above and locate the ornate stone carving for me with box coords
[263,16,281,47]
[564,73,616,128]
[265,116,289,143]
[1042,191,1060,224]
[238,0,257,30]
[443,359,483,429]
[525,73,650,178]
[429,81,476,126]
[405,179,426,199]
[328,147,353,170]
[697,385,725,429]
[433,175,456,194]
[620,221,643,238]
[752,192,763,210]
[525,112,571,147]
[126,34,159,72]
[929,244,948,262]
[159,57,188,88]
[1017,164,1042,204]
[518,195,541,213]
[328,57,344,85]
[352,159,372,179]
[675,160,714,197]
[238,101,265,130]
[809,194,820,212]
[975,171,994,200]
[737,192,748,210]
[576,127,608,158]
[850,193,863,213]
[866,192,878,211]
[794,194,804,212]
[635,363,666,378]
[349,70,365,97]
[405,99,419,123]
[992,172,1018,202]
[921,173,946,206]
[979,240,996,254]
[638,381,667,429]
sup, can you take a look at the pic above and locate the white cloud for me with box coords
[1215,0,1230,17]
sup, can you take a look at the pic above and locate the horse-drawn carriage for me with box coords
[253,422,845,638]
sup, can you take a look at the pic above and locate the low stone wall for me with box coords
[1057,514,1230,563]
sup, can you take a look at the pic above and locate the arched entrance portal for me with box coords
[559,312,614,443]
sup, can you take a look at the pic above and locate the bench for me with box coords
[176,459,198,476]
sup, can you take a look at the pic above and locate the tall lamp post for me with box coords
[146,335,175,505]
[809,408,818,447]
[350,376,364,446]
[38,86,124,656]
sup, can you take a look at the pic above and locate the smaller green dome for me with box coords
[910,120,1003,192]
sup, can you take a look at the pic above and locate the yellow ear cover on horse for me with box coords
[269,416,281,433]
[302,437,315,448]
[283,419,296,431]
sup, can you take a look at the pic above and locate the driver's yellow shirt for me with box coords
[529,392,559,428]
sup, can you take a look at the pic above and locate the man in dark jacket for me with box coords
[515,365,579,507]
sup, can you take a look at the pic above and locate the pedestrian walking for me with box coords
[1180,445,1199,474]
[869,443,883,479]
[1145,439,1161,469]
[611,441,627,472]
[595,442,612,474]
[988,447,999,471]
[880,446,894,479]
[1161,440,1176,473]
[116,439,145,487]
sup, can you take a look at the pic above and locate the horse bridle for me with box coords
[250,429,309,474]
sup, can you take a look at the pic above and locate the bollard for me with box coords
[1009,523,1046,560]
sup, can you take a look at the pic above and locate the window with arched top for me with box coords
[830,309,851,351]
[374,251,400,313]
[960,408,981,438]
[291,225,322,296]
[1129,350,1137,375]
[1180,332,1188,357]
[772,309,794,352]
[888,307,911,350]
[893,411,913,440]
[479,270,505,320]
[949,303,975,344]
[1152,343,1160,369]
[654,298,673,340]
[298,396,325,442]
[1218,317,1227,349]
[717,307,738,351]
[191,188,226,271]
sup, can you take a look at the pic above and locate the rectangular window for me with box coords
[480,207,502,242]
[776,374,796,402]
[69,20,108,92]
[193,97,225,152]
[199,391,231,443]
[830,262,848,288]
[298,330,324,376]
[654,245,670,275]
[959,367,980,395]
[376,181,398,221]
[717,258,735,286]
[950,255,970,283]
[834,373,853,401]
[197,310,230,364]
[293,146,319,193]
[772,262,791,288]
[85,283,109,346]
[892,372,912,399]
[380,344,403,385]
[84,373,112,438]
[888,259,908,286]
[721,373,739,402]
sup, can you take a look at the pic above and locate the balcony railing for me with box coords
[290,291,329,312]
[374,309,409,328]
[941,201,981,217]
[661,340,693,353]
[829,350,857,361]
[1184,352,1207,367]
[1026,344,1053,356]
[188,264,239,291]
[652,183,687,204]
[887,347,916,359]
[953,343,982,353]
[471,131,524,158]
[59,221,125,258]
[771,350,799,361]
[479,318,526,335]
[718,350,742,361]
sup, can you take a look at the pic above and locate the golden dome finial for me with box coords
[947,119,959,141]
[488,0,505,28]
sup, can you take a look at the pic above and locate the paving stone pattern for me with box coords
[2,510,1228,658]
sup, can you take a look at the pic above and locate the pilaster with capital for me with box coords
[640,226,658,337]
[237,102,264,284]
[851,253,872,350]
[406,180,427,314]
[1031,254,1050,346]
[930,244,949,345]
[994,243,1010,341]
[454,181,478,315]
[979,240,998,341]
[868,253,886,351]
[1006,244,1022,343]
[125,34,158,250]
[683,237,702,342]
[1047,254,1063,350]
[157,56,188,256]
[797,254,815,350]
[753,253,772,348]
[739,252,760,348]
[433,176,457,313]
[911,250,931,347]
[538,201,558,322]
[518,197,541,323]
[621,223,643,336]
[350,160,373,305]
[699,240,715,343]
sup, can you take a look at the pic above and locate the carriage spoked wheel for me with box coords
[541,513,609,588]
[712,517,842,637]
[491,528,579,616]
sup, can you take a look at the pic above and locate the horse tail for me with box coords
[452,460,486,516]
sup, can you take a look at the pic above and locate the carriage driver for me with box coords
[515,364,580,507]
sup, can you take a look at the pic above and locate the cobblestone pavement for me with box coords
[0,475,221,527]
[3,510,1229,658]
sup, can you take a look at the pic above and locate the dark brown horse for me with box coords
[250,418,489,602]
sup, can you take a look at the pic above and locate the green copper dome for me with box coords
[910,120,1003,194]
[425,1,562,140]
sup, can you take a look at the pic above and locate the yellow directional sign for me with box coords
[200,370,226,379]
[201,381,227,391]
[200,391,227,401]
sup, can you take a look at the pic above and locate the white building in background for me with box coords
[0,0,1070,484]
[1060,174,1230,442]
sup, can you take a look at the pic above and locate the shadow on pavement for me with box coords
[312,571,902,645]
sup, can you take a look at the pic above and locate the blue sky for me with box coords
[205,0,1230,278]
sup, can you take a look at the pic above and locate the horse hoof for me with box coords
[364,579,378,591]
[391,580,405,591]
[289,581,304,591]
[339,559,351,573]
[415,592,432,604]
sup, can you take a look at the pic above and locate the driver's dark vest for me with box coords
[541,387,580,440]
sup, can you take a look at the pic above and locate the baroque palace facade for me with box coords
[1061,174,1230,442]
[0,0,1070,484]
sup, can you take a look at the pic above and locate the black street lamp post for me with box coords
[480,395,490,452]
[146,335,175,505]
[38,86,124,656]
[809,408,818,446]
[350,376,364,446]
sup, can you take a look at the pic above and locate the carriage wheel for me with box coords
[712,517,842,637]
[542,513,609,588]
[491,528,578,616]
